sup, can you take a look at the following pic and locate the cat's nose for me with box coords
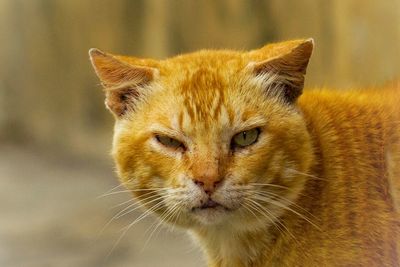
[193,178,222,194]
[192,168,222,194]
[191,159,222,194]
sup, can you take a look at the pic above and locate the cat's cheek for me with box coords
[212,190,243,211]
[167,173,206,210]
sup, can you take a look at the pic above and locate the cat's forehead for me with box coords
[158,53,246,129]
[151,74,266,136]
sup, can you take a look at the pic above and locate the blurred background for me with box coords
[0,1,399,266]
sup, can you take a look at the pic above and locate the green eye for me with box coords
[156,135,184,149]
[232,128,260,148]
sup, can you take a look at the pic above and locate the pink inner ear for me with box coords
[105,87,141,116]
[249,40,313,103]
[90,49,158,117]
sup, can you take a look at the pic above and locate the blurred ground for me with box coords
[0,144,204,267]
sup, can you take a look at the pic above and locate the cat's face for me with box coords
[90,39,315,231]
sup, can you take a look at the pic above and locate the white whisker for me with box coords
[98,193,166,239]
[115,195,167,220]
[143,201,181,249]
[100,180,133,197]
[245,197,298,243]
[249,183,310,198]
[252,193,321,230]
[246,189,319,223]
[106,200,165,260]
[97,187,178,198]
[111,198,135,209]
[286,168,327,181]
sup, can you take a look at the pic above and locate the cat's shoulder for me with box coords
[299,82,400,112]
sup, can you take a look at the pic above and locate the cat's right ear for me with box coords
[247,39,314,103]
[89,48,158,118]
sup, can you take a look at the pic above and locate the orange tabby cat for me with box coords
[89,39,400,266]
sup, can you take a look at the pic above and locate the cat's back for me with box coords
[292,86,400,266]
[299,86,400,206]
[299,84,399,147]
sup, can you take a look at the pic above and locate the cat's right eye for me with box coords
[231,128,260,149]
[155,135,185,150]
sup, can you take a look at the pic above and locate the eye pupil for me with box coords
[231,128,260,149]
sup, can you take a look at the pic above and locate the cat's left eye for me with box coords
[231,128,260,148]
[155,135,185,150]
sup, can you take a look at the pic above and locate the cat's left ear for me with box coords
[89,48,158,118]
[248,39,314,103]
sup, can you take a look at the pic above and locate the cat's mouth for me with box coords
[192,199,230,211]
[190,198,233,224]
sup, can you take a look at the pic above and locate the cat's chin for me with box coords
[191,205,232,225]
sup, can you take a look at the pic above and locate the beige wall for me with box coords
[1,0,399,159]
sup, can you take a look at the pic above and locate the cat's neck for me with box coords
[192,222,281,267]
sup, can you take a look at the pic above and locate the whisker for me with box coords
[248,183,311,198]
[245,197,298,243]
[111,198,135,209]
[97,187,179,198]
[247,189,319,223]
[100,180,133,197]
[97,190,132,198]
[143,201,181,249]
[99,190,177,238]
[249,183,291,189]
[170,206,183,231]
[104,187,187,258]
[106,201,165,260]
[244,198,289,239]
[110,190,160,209]
[286,168,327,181]
[121,201,166,233]
[98,194,165,239]
[241,202,261,221]
[252,193,321,230]
[246,196,322,265]
[114,195,168,220]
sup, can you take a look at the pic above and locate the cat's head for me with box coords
[90,39,315,231]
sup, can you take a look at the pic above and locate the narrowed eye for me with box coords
[232,128,260,148]
[156,135,185,150]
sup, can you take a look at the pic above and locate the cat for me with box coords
[89,39,400,267]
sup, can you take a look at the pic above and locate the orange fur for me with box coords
[90,39,400,266]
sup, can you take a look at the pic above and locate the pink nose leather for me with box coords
[191,161,221,193]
